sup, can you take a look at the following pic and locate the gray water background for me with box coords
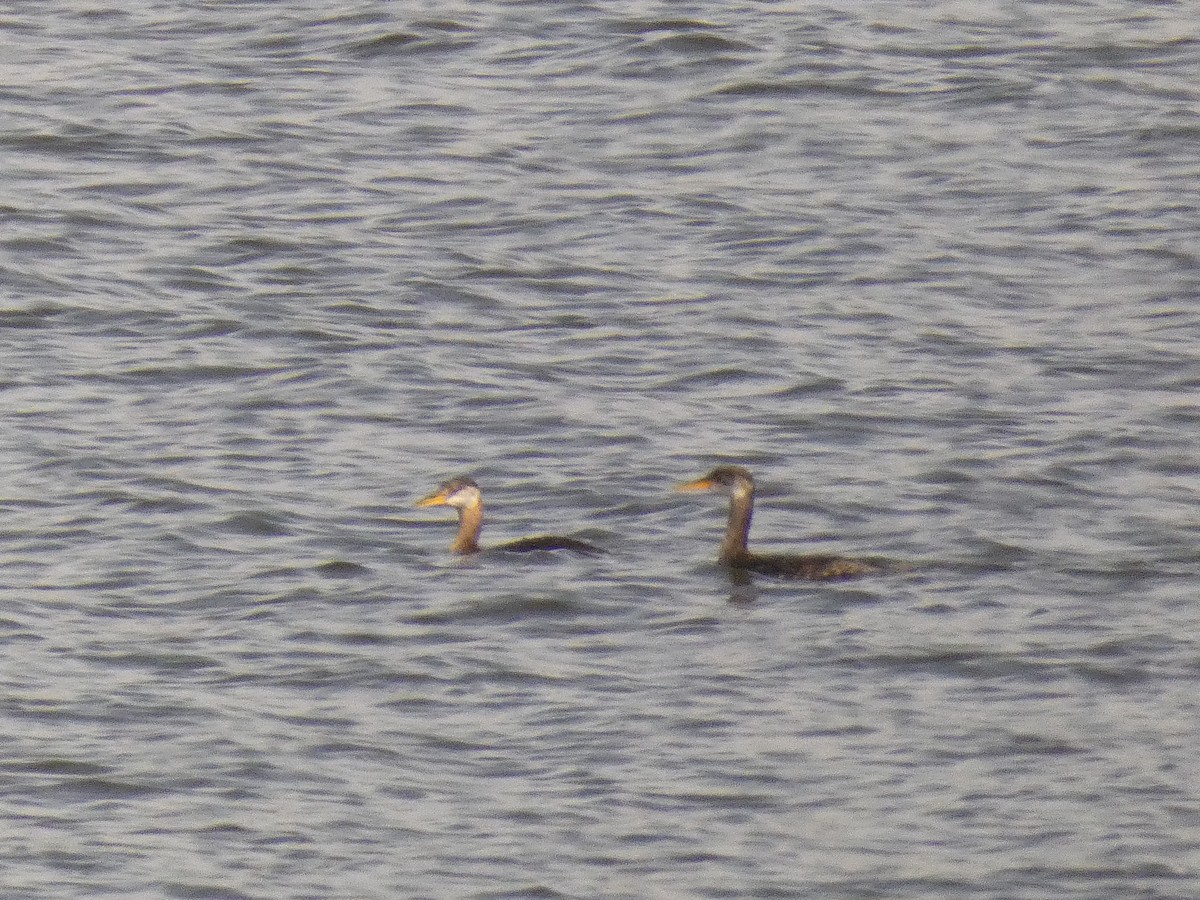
[3,2,1200,898]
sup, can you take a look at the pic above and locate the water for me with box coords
[3,2,1199,897]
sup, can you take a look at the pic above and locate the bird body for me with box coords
[677,465,879,580]
[417,476,602,556]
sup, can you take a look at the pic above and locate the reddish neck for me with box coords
[451,501,483,554]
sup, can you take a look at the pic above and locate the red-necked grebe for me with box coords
[677,465,880,580]
[417,476,602,555]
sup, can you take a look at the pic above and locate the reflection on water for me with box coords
[2,1,1199,898]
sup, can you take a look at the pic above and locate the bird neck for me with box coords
[451,501,483,554]
[719,488,753,562]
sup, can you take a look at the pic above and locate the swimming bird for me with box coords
[676,465,880,580]
[416,476,602,556]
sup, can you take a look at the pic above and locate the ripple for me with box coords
[2,2,1198,897]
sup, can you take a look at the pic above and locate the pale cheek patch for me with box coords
[451,489,482,510]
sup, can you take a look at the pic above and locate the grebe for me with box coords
[416,476,602,556]
[677,465,879,580]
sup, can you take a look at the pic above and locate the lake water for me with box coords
[3,2,1199,898]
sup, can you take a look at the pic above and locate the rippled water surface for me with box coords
[3,2,1200,898]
